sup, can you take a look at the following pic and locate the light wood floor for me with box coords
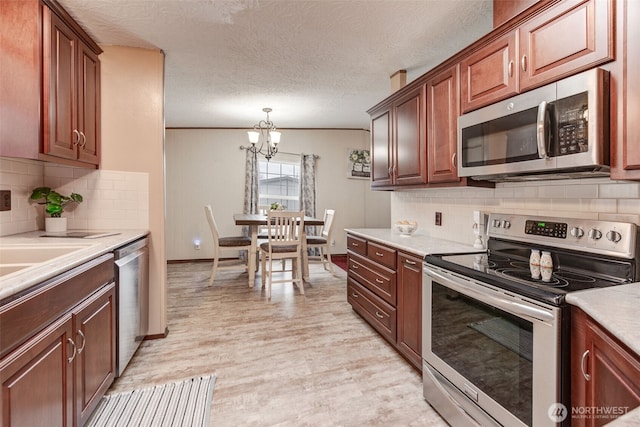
[108,261,448,426]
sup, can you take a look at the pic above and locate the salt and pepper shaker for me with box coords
[529,249,541,279]
[540,251,553,282]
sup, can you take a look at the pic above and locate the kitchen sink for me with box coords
[0,244,92,264]
[0,244,94,277]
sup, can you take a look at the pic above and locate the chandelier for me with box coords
[247,107,281,161]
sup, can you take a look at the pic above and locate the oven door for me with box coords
[422,263,563,427]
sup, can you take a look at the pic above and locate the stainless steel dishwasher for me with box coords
[114,237,149,377]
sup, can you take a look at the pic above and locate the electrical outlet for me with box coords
[0,190,10,211]
[435,211,442,226]
[330,239,335,247]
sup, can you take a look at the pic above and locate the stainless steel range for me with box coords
[422,214,638,427]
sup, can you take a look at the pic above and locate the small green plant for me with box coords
[270,202,286,210]
[29,187,83,217]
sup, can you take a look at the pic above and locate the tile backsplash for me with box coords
[0,157,149,236]
[392,178,640,246]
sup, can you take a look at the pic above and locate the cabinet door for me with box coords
[370,109,393,188]
[612,0,640,179]
[571,308,640,427]
[74,283,116,427]
[396,253,422,370]
[460,31,518,113]
[77,42,100,165]
[427,65,460,183]
[43,9,78,160]
[0,315,74,427]
[518,0,614,91]
[393,87,428,186]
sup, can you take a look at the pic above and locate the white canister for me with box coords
[540,251,553,282]
[529,249,541,279]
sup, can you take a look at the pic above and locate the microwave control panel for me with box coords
[555,92,589,156]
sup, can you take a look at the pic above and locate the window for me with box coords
[258,155,300,211]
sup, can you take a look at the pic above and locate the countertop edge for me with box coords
[344,228,478,257]
[0,229,149,302]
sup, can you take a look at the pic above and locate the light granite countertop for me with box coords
[0,229,149,302]
[344,228,479,257]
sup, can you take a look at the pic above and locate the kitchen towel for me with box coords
[86,374,216,427]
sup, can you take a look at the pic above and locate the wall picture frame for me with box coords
[347,148,371,179]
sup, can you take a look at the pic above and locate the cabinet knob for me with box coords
[521,55,527,72]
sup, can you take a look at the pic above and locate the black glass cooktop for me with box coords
[425,239,635,306]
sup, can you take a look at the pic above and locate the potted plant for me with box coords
[29,186,83,232]
[269,202,286,211]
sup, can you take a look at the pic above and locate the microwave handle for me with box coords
[536,101,548,159]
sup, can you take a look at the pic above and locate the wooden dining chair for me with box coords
[259,210,305,300]
[306,209,336,275]
[204,205,252,285]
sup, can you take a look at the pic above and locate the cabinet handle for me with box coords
[76,330,86,354]
[451,152,457,168]
[405,260,417,265]
[351,242,359,247]
[521,55,527,72]
[67,338,77,363]
[375,252,384,257]
[375,311,384,319]
[375,278,384,283]
[388,166,393,176]
[508,60,514,77]
[79,132,87,148]
[73,129,80,146]
[581,350,591,381]
[352,264,358,269]
[351,292,359,298]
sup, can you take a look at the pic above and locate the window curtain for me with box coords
[241,148,259,260]
[300,153,319,255]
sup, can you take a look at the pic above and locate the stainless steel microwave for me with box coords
[458,68,610,181]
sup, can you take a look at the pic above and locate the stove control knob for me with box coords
[570,227,584,238]
[503,220,511,229]
[588,228,602,240]
[606,230,622,243]
[493,219,502,228]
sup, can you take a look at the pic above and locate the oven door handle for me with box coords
[425,267,554,322]
[536,101,549,159]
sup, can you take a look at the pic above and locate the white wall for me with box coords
[392,178,640,246]
[165,128,390,260]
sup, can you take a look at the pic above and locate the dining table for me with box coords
[233,213,324,286]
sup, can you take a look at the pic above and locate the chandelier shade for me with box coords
[247,108,280,161]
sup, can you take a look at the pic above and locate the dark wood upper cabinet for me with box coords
[0,0,101,168]
[370,86,427,189]
[427,65,461,184]
[461,0,613,113]
[518,0,614,91]
[611,0,640,180]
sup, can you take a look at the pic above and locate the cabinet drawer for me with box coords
[0,254,114,358]
[348,252,396,305]
[366,241,397,270]
[348,278,396,343]
[347,235,367,256]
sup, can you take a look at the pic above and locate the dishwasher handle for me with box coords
[114,237,148,259]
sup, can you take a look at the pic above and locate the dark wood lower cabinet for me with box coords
[0,255,115,427]
[396,252,422,370]
[571,307,640,426]
[346,234,423,372]
[0,315,75,427]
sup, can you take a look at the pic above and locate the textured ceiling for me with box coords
[57,0,493,129]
